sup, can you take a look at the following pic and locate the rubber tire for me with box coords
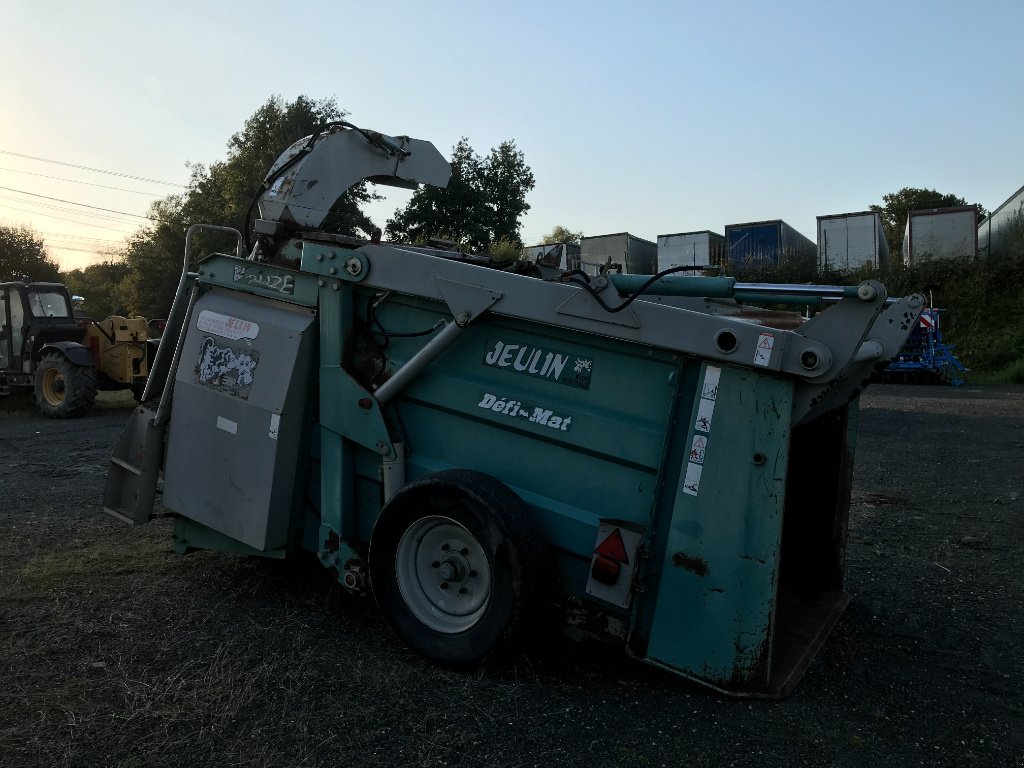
[369,469,550,668]
[33,352,98,418]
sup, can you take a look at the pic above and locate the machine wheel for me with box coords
[369,469,549,667]
[33,352,98,418]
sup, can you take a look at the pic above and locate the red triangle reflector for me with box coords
[595,528,629,564]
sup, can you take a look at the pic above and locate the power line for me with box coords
[33,230,124,244]
[0,195,149,225]
[0,149,187,188]
[47,244,114,255]
[0,185,154,220]
[0,166,169,196]
[0,203,142,233]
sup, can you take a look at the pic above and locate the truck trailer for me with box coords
[104,123,924,697]
[724,220,816,268]
[580,232,657,275]
[817,211,889,272]
[657,231,726,271]
[902,205,978,265]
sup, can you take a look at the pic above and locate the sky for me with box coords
[2,0,1022,271]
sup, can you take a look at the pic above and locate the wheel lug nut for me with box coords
[431,561,440,568]
[441,543,450,551]
[458,587,467,595]
[460,547,469,555]
[440,582,449,590]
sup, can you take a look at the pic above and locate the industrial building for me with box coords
[817,211,889,271]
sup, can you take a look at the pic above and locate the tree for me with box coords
[0,224,61,282]
[63,260,131,319]
[481,141,535,247]
[541,225,583,245]
[119,95,374,318]
[386,138,534,252]
[386,139,491,251]
[870,187,987,257]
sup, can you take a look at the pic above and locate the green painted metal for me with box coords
[147,244,874,696]
[610,273,863,307]
[195,254,319,307]
[634,363,793,691]
[173,517,287,559]
[611,274,736,297]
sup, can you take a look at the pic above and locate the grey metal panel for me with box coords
[627,234,658,274]
[905,206,978,264]
[259,130,450,229]
[657,232,725,270]
[817,212,886,271]
[524,242,581,270]
[978,184,1024,256]
[162,288,316,551]
[581,233,657,275]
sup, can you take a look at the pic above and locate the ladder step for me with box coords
[110,456,143,476]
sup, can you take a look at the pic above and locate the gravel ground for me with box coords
[1,385,1022,767]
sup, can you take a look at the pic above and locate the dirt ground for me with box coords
[1,385,1021,768]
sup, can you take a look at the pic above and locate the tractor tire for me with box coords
[33,352,98,418]
[369,469,551,668]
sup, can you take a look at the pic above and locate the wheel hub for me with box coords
[395,516,491,633]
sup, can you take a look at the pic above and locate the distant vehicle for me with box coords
[0,279,156,417]
[881,308,967,386]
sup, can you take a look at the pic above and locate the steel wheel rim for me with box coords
[395,515,491,634]
[41,368,65,405]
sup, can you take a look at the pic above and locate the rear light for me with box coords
[590,555,621,586]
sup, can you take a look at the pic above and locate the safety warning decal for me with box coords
[701,365,721,400]
[689,435,707,464]
[695,396,715,433]
[683,365,720,497]
[681,462,703,496]
[754,332,775,367]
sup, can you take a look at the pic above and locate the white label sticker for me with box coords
[754,333,775,366]
[197,310,260,341]
[269,413,280,440]
[216,416,238,435]
[695,397,716,433]
[701,366,721,400]
[681,462,703,496]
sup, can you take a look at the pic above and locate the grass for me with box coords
[0,388,136,417]
[969,358,1024,385]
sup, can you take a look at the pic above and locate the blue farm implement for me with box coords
[882,308,967,386]
[103,122,924,697]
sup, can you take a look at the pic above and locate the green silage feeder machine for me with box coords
[104,122,923,697]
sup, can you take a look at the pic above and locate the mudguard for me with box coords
[40,341,95,368]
